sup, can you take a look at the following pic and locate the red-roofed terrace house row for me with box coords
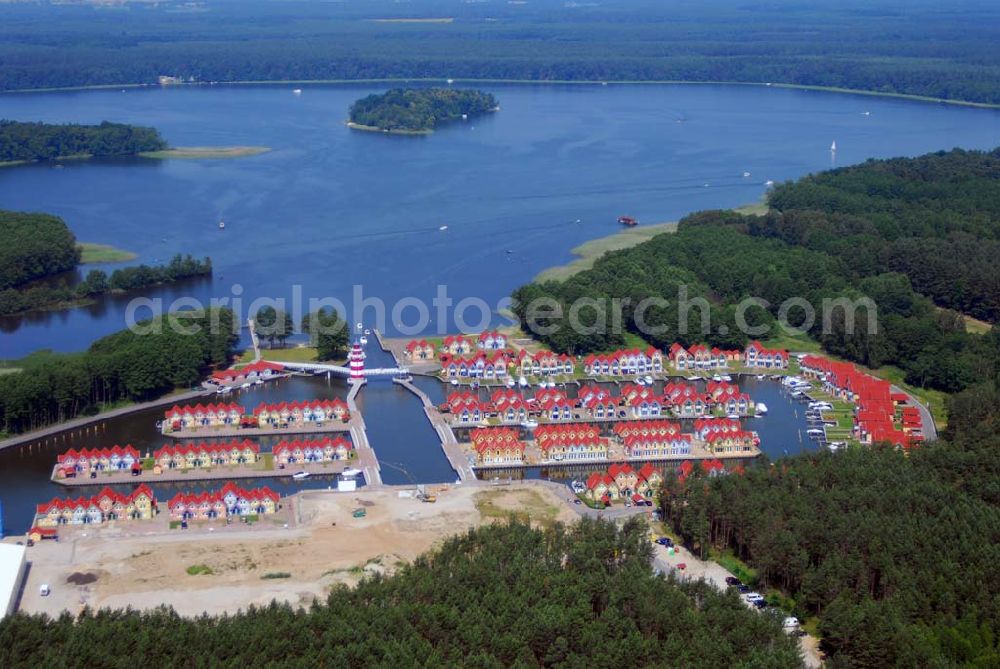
[154,441,259,470]
[584,463,663,504]
[35,485,157,528]
[163,402,244,433]
[210,360,284,385]
[55,445,141,478]
[743,341,790,369]
[273,437,353,466]
[253,399,350,427]
[800,355,923,449]
[167,483,280,521]
[667,344,741,371]
[533,423,607,462]
[469,427,526,466]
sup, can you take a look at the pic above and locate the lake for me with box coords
[1,83,997,356]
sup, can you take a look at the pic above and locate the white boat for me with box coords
[686,375,701,381]
[636,378,645,386]
[215,386,231,394]
[756,374,765,380]
[439,225,448,231]
[291,471,310,480]
[518,376,528,388]
[644,375,654,385]
[292,88,302,95]
[765,179,775,187]
[505,377,516,388]
[755,402,768,414]
[742,171,751,177]
[721,374,732,382]
[446,78,455,84]
[726,414,741,420]
[364,328,371,336]
[831,140,837,151]
[341,468,362,478]
[521,419,538,430]
[450,379,459,386]
[360,336,368,346]
[806,428,825,437]
[253,378,264,385]
[218,220,225,230]
[862,111,871,116]
[712,375,722,382]
[240,382,251,389]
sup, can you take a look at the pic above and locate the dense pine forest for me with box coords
[0,120,166,164]
[0,0,998,105]
[512,148,1000,393]
[349,88,497,132]
[660,361,1000,667]
[0,308,238,435]
[0,210,80,290]
[0,519,803,668]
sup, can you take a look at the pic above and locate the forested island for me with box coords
[0,120,166,165]
[0,519,801,667]
[0,209,212,317]
[513,147,1000,394]
[348,88,497,134]
[1,1,999,105]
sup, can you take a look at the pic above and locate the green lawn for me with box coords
[238,346,326,364]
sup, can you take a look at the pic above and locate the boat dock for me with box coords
[394,377,475,482]
[162,421,352,440]
[50,459,351,487]
[347,380,383,487]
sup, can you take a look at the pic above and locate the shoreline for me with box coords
[535,221,678,283]
[0,78,997,110]
[345,121,432,136]
[0,77,1000,109]
[140,146,271,159]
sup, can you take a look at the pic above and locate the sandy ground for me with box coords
[17,483,575,618]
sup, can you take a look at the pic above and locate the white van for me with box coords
[39,584,51,597]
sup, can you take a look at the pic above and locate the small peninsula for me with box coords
[0,120,269,166]
[347,88,498,134]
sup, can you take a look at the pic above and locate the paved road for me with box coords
[545,482,824,668]
[890,384,938,440]
[0,388,211,453]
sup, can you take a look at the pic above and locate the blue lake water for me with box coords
[0,83,997,356]
[0,82,997,534]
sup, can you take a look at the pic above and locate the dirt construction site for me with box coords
[15,483,577,617]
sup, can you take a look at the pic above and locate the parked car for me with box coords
[753,600,768,609]
[39,584,50,597]
[676,563,687,570]
[655,537,673,547]
[573,499,582,505]
[744,593,764,602]
[737,584,751,593]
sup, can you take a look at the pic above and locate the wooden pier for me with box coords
[347,380,383,487]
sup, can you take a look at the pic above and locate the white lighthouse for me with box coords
[349,323,366,380]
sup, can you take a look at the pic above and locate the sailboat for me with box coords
[830,140,837,152]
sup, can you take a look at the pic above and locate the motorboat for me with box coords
[686,375,701,382]
[292,88,302,95]
[218,220,225,230]
[521,419,539,430]
[721,374,732,382]
[755,402,768,414]
[341,468,362,478]
[450,379,459,386]
[291,471,310,480]
[505,377,516,388]
[712,375,722,382]
[644,375,654,385]
[518,376,528,388]
[806,428,825,437]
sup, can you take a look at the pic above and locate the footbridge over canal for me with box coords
[247,319,407,378]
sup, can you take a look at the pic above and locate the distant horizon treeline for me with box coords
[0,308,238,436]
[512,147,1000,394]
[1,0,999,104]
[0,518,802,667]
[0,120,166,163]
[349,88,497,132]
